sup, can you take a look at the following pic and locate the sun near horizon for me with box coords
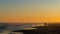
[0,0,60,23]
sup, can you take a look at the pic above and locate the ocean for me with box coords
[0,23,44,34]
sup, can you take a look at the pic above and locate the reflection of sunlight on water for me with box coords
[0,30,10,34]
[24,28,37,30]
[0,30,23,34]
[32,24,45,27]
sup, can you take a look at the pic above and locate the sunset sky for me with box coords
[0,0,60,23]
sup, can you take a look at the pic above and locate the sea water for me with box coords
[0,30,23,34]
[0,23,33,34]
[0,23,44,34]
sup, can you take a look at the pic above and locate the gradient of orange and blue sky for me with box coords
[0,0,60,23]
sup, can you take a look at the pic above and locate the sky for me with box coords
[0,0,60,23]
